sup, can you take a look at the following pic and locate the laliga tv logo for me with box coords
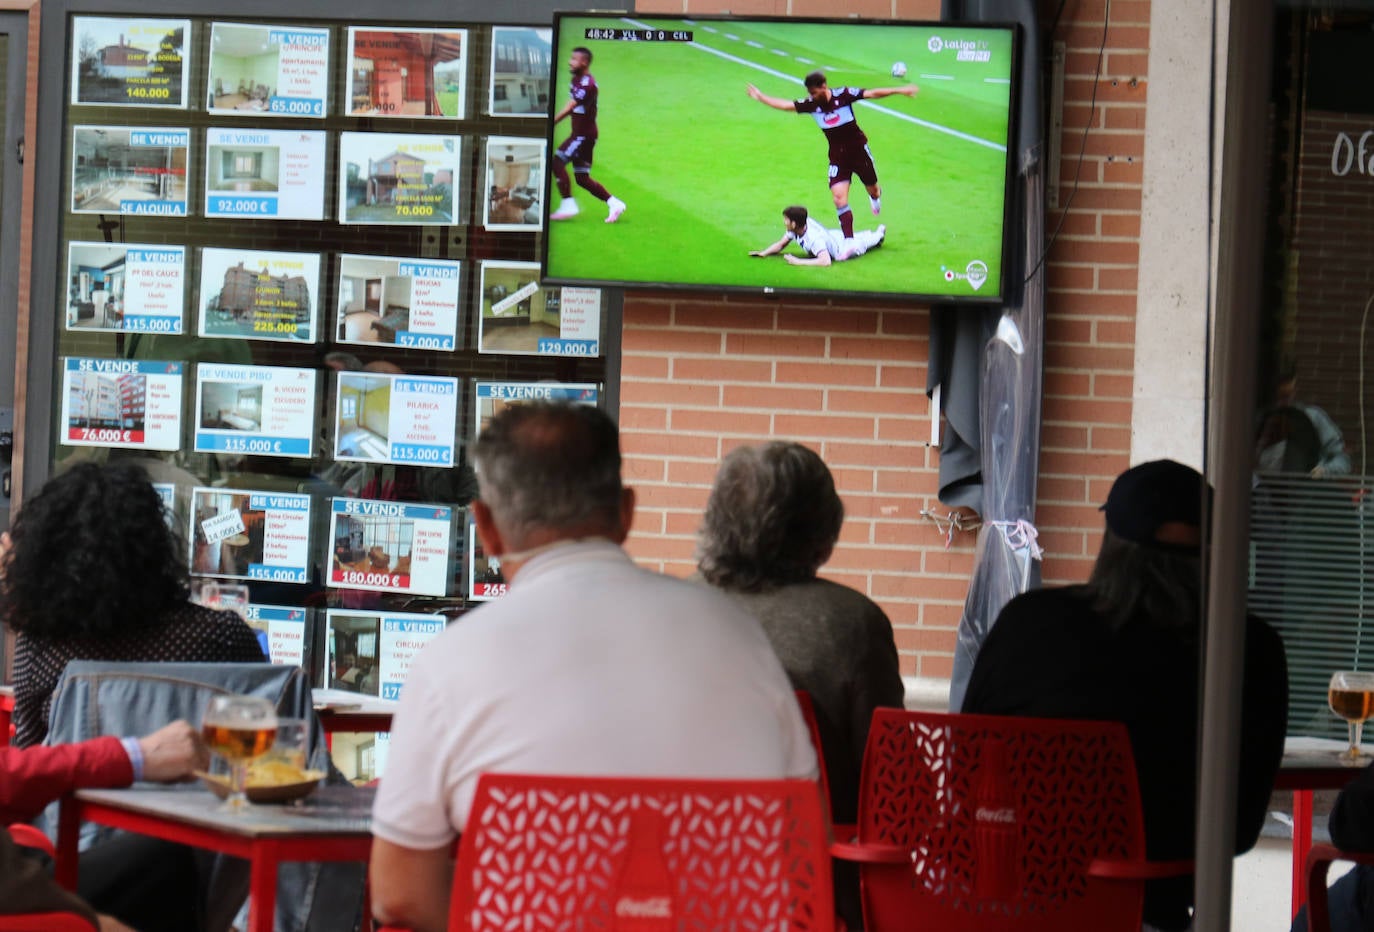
[928,36,944,53]
[941,260,990,291]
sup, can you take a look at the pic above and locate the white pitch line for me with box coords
[616,16,1007,153]
[984,77,1011,84]
[796,57,814,64]
[919,74,955,81]
[724,33,738,41]
[771,49,788,56]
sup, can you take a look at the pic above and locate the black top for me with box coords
[962,585,1288,931]
[13,601,268,748]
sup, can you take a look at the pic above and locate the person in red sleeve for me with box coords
[0,719,206,930]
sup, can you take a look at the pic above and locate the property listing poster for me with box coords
[333,372,459,467]
[189,487,311,584]
[476,260,601,357]
[326,609,445,700]
[335,254,461,351]
[204,128,327,220]
[207,23,330,117]
[194,363,316,457]
[488,27,551,117]
[378,613,447,700]
[70,17,190,108]
[198,247,320,342]
[472,380,598,438]
[467,522,507,601]
[245,603,308,666]
[328,498,454,596]
[71,126,189,216]
[60,358,183,450]
[483,136,544,231]
[65,242,185,334]
[345,28,468,119]
[337,132,461,225]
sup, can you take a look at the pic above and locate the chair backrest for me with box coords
[451,773,834,932]
[39,661,363,932]
[850,709,1148,932]
[793,689,833,819]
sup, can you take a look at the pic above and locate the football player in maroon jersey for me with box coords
[748,71,917,238]
[550,47,627,224]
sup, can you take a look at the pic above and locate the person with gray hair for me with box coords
[697,440,905,932]
[370,404,818,932]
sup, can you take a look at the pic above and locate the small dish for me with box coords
[196,769,326,804]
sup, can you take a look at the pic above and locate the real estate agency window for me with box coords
[42,11,612,696]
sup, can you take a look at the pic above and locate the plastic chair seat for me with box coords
[376,772,834,932]
[832,709,1193,932]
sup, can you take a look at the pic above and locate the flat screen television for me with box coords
[540,13,1018,304]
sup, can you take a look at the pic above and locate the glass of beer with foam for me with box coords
[202,694,278,809]
[1329,671,1374,763]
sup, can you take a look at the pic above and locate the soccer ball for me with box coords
[891,62,908,78]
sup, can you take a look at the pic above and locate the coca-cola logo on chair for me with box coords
[615,896,673,918]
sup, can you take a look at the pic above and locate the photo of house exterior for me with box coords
[70,17,188,107]
[347,27,468,118]
[338,132,460,224]
[488,27,550,117]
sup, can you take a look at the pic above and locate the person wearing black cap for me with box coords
[962,459,1289,932]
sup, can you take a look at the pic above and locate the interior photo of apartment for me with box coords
[206,144,280,193]
[332,514,414,579]
[71,127,188,212]
[190,490,266,578]
[327,612,383,697]
[478,261,560,354]
[207,24,280,112]
[484,137,543,230]
[335,374,391,460]
[336,255,413,344]
[67,243,128,329]
[199,380,263,431]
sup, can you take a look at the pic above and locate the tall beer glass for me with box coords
[1328,671,1374,762]
[202,694,277,809]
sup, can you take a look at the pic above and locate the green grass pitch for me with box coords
[544,17,1015,301]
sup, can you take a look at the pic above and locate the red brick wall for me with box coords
[620,0,1148,679]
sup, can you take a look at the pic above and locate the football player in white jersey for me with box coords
[749,205,885,266]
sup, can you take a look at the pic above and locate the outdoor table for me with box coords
[313,687,396,742]
[1277,736,1368,918]
[55,784,375,932]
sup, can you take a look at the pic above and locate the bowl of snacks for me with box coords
[199,717,324,803]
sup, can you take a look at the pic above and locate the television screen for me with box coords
[541,14,1017,303]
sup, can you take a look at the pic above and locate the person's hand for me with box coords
[902,84,919,96]
[784,254,802,265]
[97,914,138,932]
[137,720,209,782]
[746,83,761,100]
[748,250,765,257]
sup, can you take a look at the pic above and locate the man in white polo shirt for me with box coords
[369,402,818,932]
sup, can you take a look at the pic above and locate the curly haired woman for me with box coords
[1,462,266,747]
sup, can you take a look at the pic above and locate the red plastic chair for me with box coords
[1306,843,1374,931]
[831,709,1191,932]
[794,689,834,820]
[0,825,95,931]
[378,773,834,932]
